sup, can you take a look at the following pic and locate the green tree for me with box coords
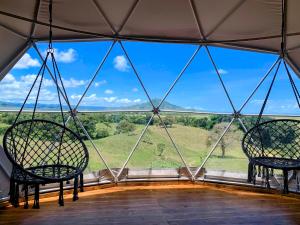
[193,117,209,129]
[68,114,97,139]
[156,143,166,156]
[207,122,238,158]
[161,116,175,128]
[115,120,135,134]
[0,113,17,124]
[0,123,10,135]
[95,127,110,139]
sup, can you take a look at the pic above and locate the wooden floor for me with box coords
[1,184,300,225]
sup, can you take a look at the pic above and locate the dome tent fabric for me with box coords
[0,0,300,78]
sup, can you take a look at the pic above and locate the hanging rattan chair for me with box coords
[4,119,89,208]
[241,53,300,193]
[4,119,88,182]
[2,0,89,208]
[242,119,300,193]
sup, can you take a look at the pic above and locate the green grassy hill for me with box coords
[85,123,248,173]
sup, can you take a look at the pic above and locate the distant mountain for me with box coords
[0,101,22,109]
[0,99,186,111]
[125,99,185,110]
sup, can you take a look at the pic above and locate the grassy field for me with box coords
[84,123,248,173]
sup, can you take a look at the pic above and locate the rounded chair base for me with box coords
[252,157,300,170]
[24,165,78,182]
[10,166,84,208]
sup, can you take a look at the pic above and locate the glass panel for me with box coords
[75,112,152,178]
[162,47,232,112]
[127,114,185,178]
[242,62,300,115]
[208,46,278,112]
[203,119,248,175]
[159,112,212,170]
[35,41,113,101]
[76,42,150,111]
[122,41,197,105]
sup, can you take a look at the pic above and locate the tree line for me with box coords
[0,112,271,139]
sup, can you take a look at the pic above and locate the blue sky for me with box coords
[1,40,300,114]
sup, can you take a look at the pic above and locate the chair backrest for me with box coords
[3,119,89,181]
[242,119,300,160]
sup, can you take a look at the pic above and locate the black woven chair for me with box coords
[1,0,90,208]
[3,119,89,208]
[242,119,300,193]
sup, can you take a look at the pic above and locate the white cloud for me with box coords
[115,98,141,104]
[217,69,228,75]
[71,94,117,103]
[20,74,54,87]
[0,73,141,107]
[132,87,138,92]
[104,89,114,95]
[103,97,117,103]
[0,73,89,104]
[0,73,56,103]
[116,98,131,104]
[133,99,141,103]
[14,53,41,69]
[113,55,130,72]
[71,94,82,100]
[62,78,88,88]
[43,78,55,87]
[250,99,263,105]
[71,93,142,106]
[43,48,77,63]
[21,74,39,84]
[250,99,299,114]
[94,80,107,87]
[29,89,57,102]
[81,94,97,101]
[2,73,16,83]
[17,75,86,88]
[54,48,76,63]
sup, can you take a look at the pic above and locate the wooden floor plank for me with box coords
[1,184,300,225]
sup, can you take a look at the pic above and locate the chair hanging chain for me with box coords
[46,0,81,132]
[47,0,65,125]
[280,0,287,57]
[48,0,53,50]
[255,59,281,125]
[284,61,300,109]
[45,0,81,130]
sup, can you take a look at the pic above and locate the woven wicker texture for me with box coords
[3,119,88,182]
[242,119,300,169]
